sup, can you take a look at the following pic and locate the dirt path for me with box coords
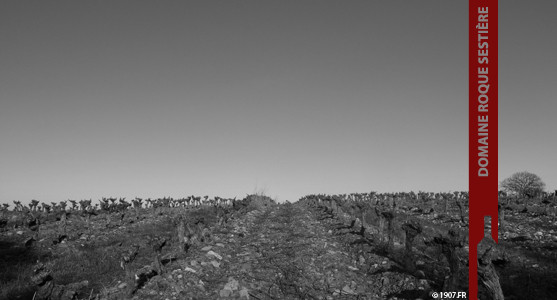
[129,203,429,300]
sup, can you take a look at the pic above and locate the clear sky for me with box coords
[1,1,555,204]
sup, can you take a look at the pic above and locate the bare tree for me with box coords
[500,171,546,199]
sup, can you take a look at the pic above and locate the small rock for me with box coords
[135,266,157,288]
[31,271,52,286]
[239,287,250,299]
[342,285,356,295]
[358,255,366,265]
[201,246,212,251]
[24,237,35,247]
[206,250,222,260]
[220,289,232,297]
[223,277,239,291]
[118,282,127,289]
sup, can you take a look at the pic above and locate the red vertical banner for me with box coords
[469,0,498,299]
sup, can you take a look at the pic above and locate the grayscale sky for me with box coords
[1,1,555,204]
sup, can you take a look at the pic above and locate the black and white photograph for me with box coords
[1,1,555,299]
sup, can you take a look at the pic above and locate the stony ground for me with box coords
[3,199,556,300]
[492,212,557,300]
[108,202,430,300]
